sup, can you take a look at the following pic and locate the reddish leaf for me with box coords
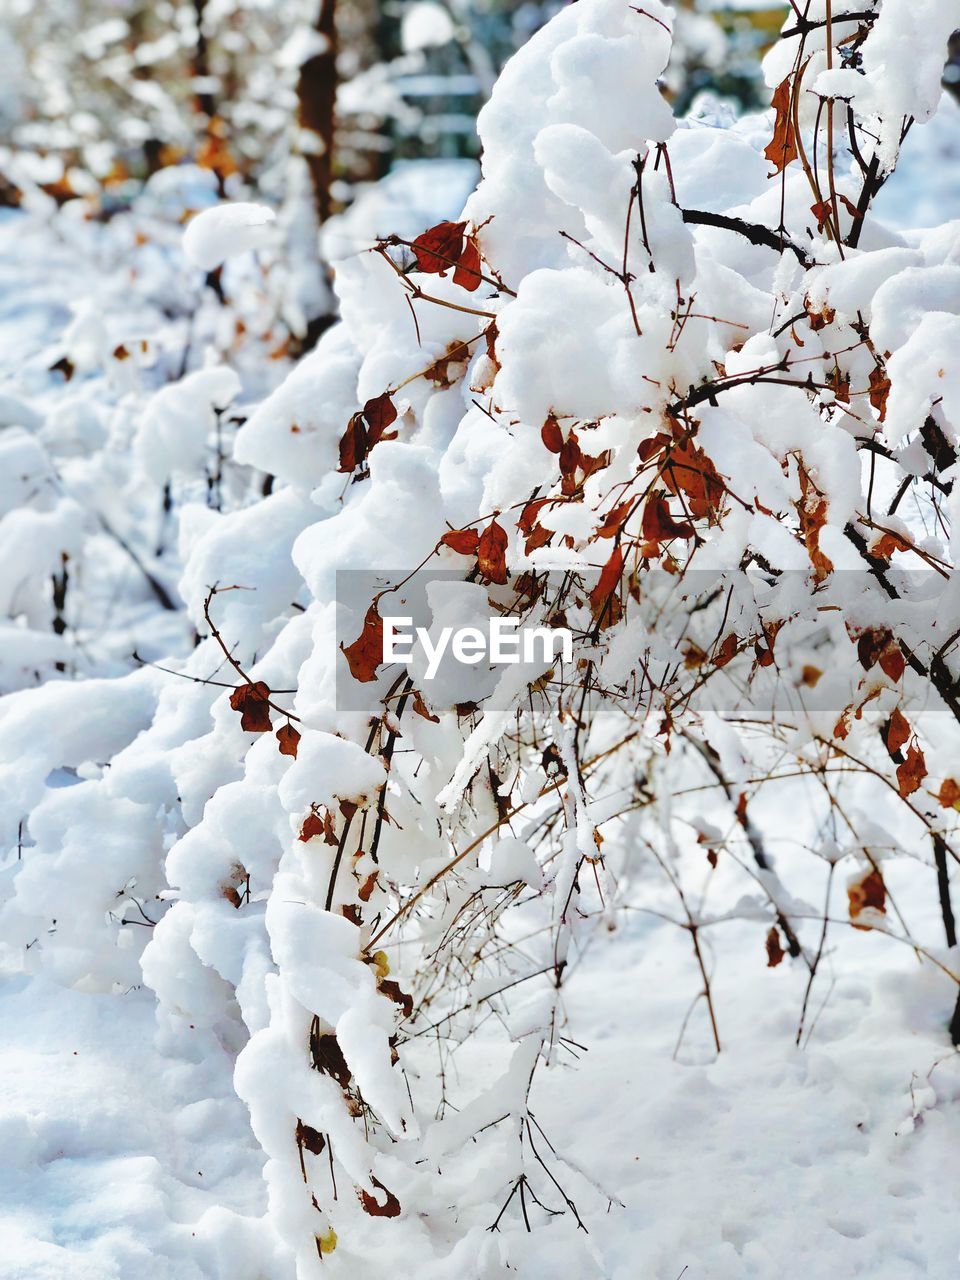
[440,527,480,555]
[478,519,508,584]
[855,627,892,671]
[848,867,887,926]
[452,233,483,291]
[798,468,833,581]
[637,432,670,464]
[869,366,891,422]
[714,633,738,668]
[896,742,926,798]
[590,545,624,620]
[641,492,694,550]
[379,979,414,1019]
[811,198,834,233]
[519,498,549,534]
[765,926,785,968]
[541,416,564,454]
[765,75,798,174]
[558,431,584,495]
[597,500,633,539]
[229,681,272,733]
[338,411,367,473]
[358,1176,402,1218]
[424,339,472,388]
[296,1120,326,1156]
[276,723,300,757]
[338,393,398,473]
[411,220,466,274]
[665,439,724,521]
[886,709,910,756]
[341,602,384,683]
[363,391,398,441]
[412,690,439,722]
[878,643,905,683]
[357,871,378,902]
[484,320,499,369]
[300,808,337,844]
[938,778,960,810]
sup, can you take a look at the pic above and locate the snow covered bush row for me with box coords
[3,0,960,1275]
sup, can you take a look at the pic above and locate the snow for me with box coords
[401,2,457,53]
[182,203,277,273]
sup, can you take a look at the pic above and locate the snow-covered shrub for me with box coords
[3,0,960,1275]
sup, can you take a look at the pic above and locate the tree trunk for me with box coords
[297,0,338,223]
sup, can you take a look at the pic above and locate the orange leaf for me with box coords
[848,867,886,927]
[440,527,480,555]
[590,545,624,620]
[665,438,724,521]
[641,492,694,548]
[765,926,785,968]
[764,75,799,174]
[896,742,926,797]
[886,708,910,756]
[341,602,384,683]
[478,519,508,584]
[798,467,833,581]
[869,366,891,422]
[541,416,564,453]
[276,723,300,757]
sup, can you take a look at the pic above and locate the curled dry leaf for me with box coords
[410,220,483,291]
[896,742,926,798]
[341,602,384,683]
[765,926,785,968]
[338,392,398,473]
[440,527,480,555]
[764,74,798,174]
[664,438,724,521]
[590,545,624,622]
[276,723,300,757]
[885,708,911,756]
[848,867,887,928]
[641,492,694,553]
[358,1176,402,1218]
[229,681,273,733]
[478,518,508,584]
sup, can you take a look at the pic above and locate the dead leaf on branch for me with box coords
[765,926,785,968]
[764,75,798,174]
[848,867,887,928]
[440,527,480,555]
[590,545,624,623]
[798,467,833,581]
[338,392,398,473]
[885,708,911,756]
[478,518,509,584]
[341,602,384,683]
[229,681,272,733]
[358,1176,402,1218]
[410,220,483,292]
[896,742,926,798]
[664,438,724,521]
